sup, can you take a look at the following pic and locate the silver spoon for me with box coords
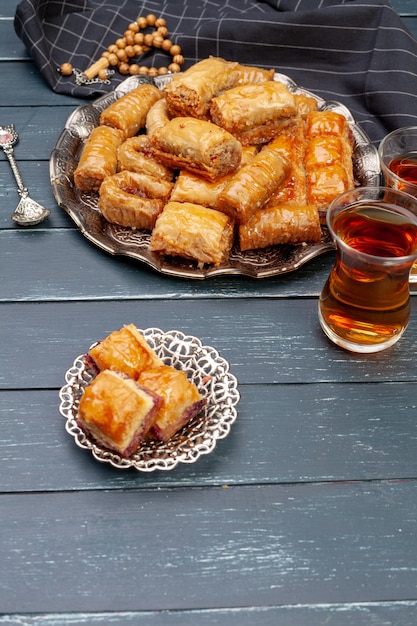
[0,124,50,226]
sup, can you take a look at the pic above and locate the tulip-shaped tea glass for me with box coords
[318,187,417,353]
[379,126,417,197]
[379,127,417,283]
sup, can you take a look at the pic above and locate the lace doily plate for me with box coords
[50,73,380,279]
[59,328,240,471]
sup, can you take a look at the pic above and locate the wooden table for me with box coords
[1,1,417,623]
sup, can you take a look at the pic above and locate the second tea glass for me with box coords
[378,126,417,197]
[379,127,417,283]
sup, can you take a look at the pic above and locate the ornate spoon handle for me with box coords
[2,141,28,197]
[0,124,50,226]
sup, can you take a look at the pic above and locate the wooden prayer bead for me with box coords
[146,14,157,26]
[143,34,154,47]
[161,39,173,51]
[152,35,164,48]
[118,62,130,75]
[60,63,73,76]
[168,62,181,73]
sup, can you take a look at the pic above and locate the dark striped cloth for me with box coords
[14,0,417,143]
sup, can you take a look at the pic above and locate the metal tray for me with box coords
[50,73,380,279]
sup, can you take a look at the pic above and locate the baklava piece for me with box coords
[73,125,123,192]
[217,144,290,223]
[305,135,353,178]
[149,201,235,266]
[99,83,162,139]
[117,135,174,181]
[150,117,242,181]
[98,170,173,230]
[89,323,163,380]
[78,369,162,457]
[210,80,297,145]
[265,119,308,207]
[239,203,322,251]
[145,98,171,137]
[306,110,350,140]
[163,56,240,119]
[234,63,275,85]
[304,110,354,211]
[139,365,206,442]
[170,146,258,210]
[294,93,318,118]
[306,164,352,210]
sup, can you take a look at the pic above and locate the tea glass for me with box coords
[318,187,417,353]
[378,126,417,197]
[379,126,417,282]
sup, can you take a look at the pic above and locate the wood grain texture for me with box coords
[0,228,334,300]
[0,106,83,160]
[1,481,417,613]
[1,382,417,492]
[2,603,417,626]
[3,299,417,390]
[391,0,417,14]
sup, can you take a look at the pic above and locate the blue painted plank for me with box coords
[1,603,417,625]
[1,481,416,613]
[2,382,417,492]
[0,228,334,300]
[2,299,417,389]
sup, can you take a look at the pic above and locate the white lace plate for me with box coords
[59,328,240,471]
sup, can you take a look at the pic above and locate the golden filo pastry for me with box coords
[306,164,352,210]
[99,83,162,139]
[234,63,275,85]
[138,365,206,442]
[170,146,258,210]
[163,56,240,119]
[117,135,174,181]
[145,98,171,137]
[306,109,351,139]
[305,135,353,176]
[78,369,162,457]
[267,118,307,161]
[266,162,307,207]
[170,171,234,211]
[73,125,123,192]
[304,110,354,211]
[150,117,242,181]
[98,171,173,230]
[294,93,319,118]
[209,80,297,145]
[265,119,308,207]
[217,145,291,224]
[149,201,235,266]
[88,323,163,379]
[239,204,322,251]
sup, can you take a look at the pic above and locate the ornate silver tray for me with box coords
[59,328,240,471]
[50,73,380,279]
